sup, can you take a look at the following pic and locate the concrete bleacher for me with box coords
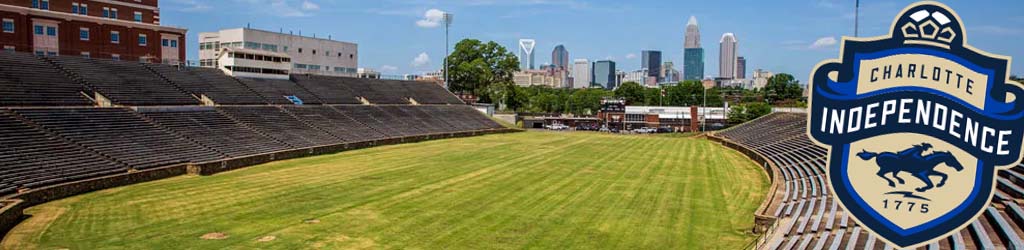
[47,56,198,106]
[137,107,292,158]
[717,112,1024,250]
[0,109,126,193]
[217,106,339,148]
[13,108,225,169]
[146,64,269,105]
[234,77,322,105]
[291,75,363,104]
[281,105,386,142]
[0,52,94,106]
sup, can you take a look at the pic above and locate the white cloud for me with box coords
[381,65,399,72]
[166,0,211,12]
[625,53,637,59]
[416,9,447,28]
[809,37,838,49]
[412,53,431,68]
[231,0,319,17]
[301,0,319,11]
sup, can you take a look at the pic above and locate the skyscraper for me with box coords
[661,61,680,83]
[683,16,704,81]
[572,59,591,89]
[719,33,738,79]
[736,56,747,79]
[641,50,662,83]
[551,45,569,70]
[518,39,536,70]
[592,60,617,90]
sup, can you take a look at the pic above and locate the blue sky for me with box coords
[161,0,1024,83]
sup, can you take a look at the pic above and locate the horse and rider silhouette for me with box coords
[857,143,965,193]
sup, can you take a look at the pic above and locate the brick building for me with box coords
[0,0,186,63]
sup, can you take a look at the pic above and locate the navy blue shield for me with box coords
[806,2,1024,248]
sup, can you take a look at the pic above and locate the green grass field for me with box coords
[2,132,768,250]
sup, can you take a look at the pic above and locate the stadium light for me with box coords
[443,12,454,90]
[855,0,860,37]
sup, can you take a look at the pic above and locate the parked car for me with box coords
[546,123,569,130]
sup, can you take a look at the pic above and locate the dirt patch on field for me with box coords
[304,218,321,224]
[257,235,277,242]
[200,232,229,240]
[310,234,377,249]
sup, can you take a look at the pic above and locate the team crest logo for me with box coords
[807,1,1024,248]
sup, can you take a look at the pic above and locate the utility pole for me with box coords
[443,12,454,90]
[702,87,707,132]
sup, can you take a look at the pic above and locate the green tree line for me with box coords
[445,38,805,120]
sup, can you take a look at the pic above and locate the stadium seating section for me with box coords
[0,52,502,196]
[718,113,1024,250]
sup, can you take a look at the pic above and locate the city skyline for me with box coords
[159,0,1024,83]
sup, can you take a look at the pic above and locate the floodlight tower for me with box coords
[443,12,454,90]
[855,0,860,37]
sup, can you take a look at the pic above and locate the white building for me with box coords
[622,69,649,85]
[198,28,358,78]
[719,33,738,79]
[571,59,590,89]
[214,47,291,80]
[514,70,563,88]
[518,39,536,70]
[753,69,774,89]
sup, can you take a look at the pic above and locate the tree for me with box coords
[447,39,519,98]
[728,102,772,124]
[764,73,803,102]
[615,82,646,105]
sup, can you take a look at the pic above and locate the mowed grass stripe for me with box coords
[3,132,767,250]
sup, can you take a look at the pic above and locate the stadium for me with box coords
[0,51,1022,249]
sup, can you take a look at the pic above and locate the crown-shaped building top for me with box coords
[892,3,965,48]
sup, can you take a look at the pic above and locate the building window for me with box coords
[338,52,342,57]
[298,48,302,53]
[312,49,316,55]
[40,0,49,10]
[170,40,178,48]
[72,3,79,14]
[138,34,147,46]
[111,54,120,61]
[2,19,13,33]
[79,28,89,41]
[35,50,44,56]
[3,46,14,52]
[161,39,168,47]
[133,12,142,22]
[110,31,119,44]
[80,52,90,58]
[34,25,43,35]
[79,4,87,15]
[111,8,118,19]
[32,0,39,8]
[102,7,109,17]
[283,46,289,52]
[46,26,56,36]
